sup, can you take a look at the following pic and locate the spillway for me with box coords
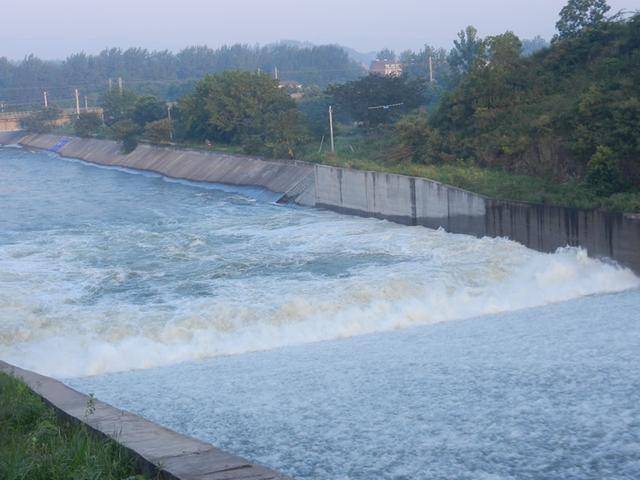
[2,146,639,479]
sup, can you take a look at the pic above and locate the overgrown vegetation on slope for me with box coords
[0,372,145,480]
[303,128,640,212]
[430,13,640,187]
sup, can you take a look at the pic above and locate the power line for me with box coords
[0,66,368,95]
[367,102,404,110]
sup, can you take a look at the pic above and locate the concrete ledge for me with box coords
[0,361,291,480]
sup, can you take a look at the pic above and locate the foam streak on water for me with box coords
[1,147,638,378]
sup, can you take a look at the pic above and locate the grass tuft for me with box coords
[0,372,146,480]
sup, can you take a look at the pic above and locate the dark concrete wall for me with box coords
[314,165,640,273]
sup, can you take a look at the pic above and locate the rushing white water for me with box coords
[70,289,640,480]
[0,147,638,379]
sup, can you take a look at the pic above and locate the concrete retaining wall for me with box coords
[0,361,290,480]
[17,133,316,205]
[314,164,640,272]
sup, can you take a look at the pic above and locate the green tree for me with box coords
[132,96,166,127]
[144,118,172,144]
[261,109,310,158]
[585,146,624,196]
[111,119,141,153]
[448,26,486,75]
[297,93,333,138]
[486,32,522,67]
[430,13,640,189]
[179,71,290,142]
[100,89,138,126]
[395,113,442,164]
[74,112,103,137]
[556,0,611,39]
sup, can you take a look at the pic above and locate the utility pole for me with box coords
[118,77,123,95]
[167,104,174,142]
[328,105,335,154]
[84,95,88,111]
[108,78,113,91]
[274,66,279,81]
[75,89,80,117]
[43,90,48,108]
[428,55,434,83]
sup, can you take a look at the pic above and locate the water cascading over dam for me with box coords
[2,145,639,479]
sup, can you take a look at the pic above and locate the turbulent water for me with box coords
[2,146,640,479]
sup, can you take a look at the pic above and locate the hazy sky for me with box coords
[3,0,638,59]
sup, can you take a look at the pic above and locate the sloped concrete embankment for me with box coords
[0,131,27,144]
[17,133,316,206]
[314,164,640,272]
[0,361,290,480]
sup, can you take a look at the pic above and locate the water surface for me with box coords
[1,146,639,479]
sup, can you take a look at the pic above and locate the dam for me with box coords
[1,143,639,479]
[3,132,639,273]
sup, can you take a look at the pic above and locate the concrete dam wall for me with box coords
[2,132,639,272]
[314,164,640,273]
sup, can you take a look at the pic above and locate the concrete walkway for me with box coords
[0,361,291,480]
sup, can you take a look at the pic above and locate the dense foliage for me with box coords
[424,12,640,196]
[178,71,309,157]
[73,111,103,137]
[327,75,426,125]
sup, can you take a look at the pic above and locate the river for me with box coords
[1,146,639,479]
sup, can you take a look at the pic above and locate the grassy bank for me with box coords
[301,130,640,213]
[0,372,145,480]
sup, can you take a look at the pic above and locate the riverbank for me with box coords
[0,371,144,480]
[0,361,290,480]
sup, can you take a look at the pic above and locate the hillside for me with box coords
[431,13,640,194]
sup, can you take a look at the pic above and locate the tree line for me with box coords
[0,43,365,107]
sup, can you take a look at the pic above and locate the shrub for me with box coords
[111,119,141,153]
[395,114,442,164]
[144,118,172,144]
[74,112,103,137]
[585,145,624,197]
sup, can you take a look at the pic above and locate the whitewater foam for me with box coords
[1,147,638,378]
